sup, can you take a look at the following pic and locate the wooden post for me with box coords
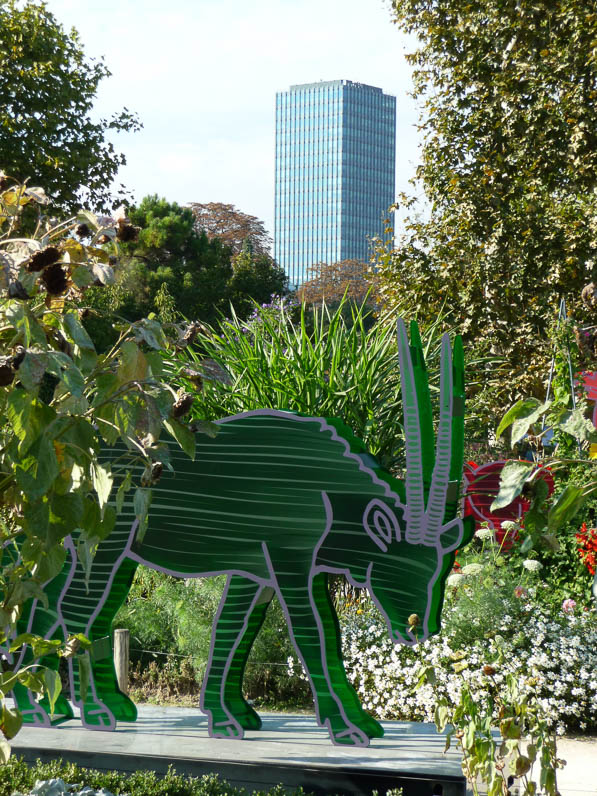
[113,628,130,695]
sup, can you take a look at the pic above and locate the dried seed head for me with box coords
[407,614,420,628]
[27,246,61,272]
[0,359,14,386]
[482,665,496,676]
[116,223,140,243]
[10,346,26,370]
[172,392,194,418]
[76,223,91,238]
[41,263,68,295]
[182,367,203,389]
[178,321,203,348]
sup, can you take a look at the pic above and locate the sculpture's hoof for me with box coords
[208,713,244,739]
[21,704,53,728]
[80,701,117,731]
[328,721,370,747]
[229,702,262,730]
[97,692,137,722]
[360,713,384,739]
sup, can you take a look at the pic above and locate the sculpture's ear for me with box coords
[440,518,465,554]
[363,499,401,552]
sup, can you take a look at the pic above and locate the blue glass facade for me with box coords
[275,80,396,287]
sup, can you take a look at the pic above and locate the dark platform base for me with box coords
[13,706,466,796]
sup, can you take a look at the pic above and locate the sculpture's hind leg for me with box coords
[58,535,138,729]
[11,551,75,726]
[201,575,271,738]
[11,600,74,727]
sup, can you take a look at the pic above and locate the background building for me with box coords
[274,80,396,287]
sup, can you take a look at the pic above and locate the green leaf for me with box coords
[497,398,552,446]
[18,350,48,391]
[76,535,99,592]
[547,485,586,532]
[63,311,96,351]
[46,351,85,398]
[6,391,55,456]
[78,654,91,704]
[32,543,67,583]
[133,487,152,543]
[63,311,97,373]
[163,418,196,460]
[191,419,219,439]
[15,436,59,501]
[115,470,132,514]
[117,340,148,385]
[496,398,549,439]
[490,460,534,511]
[558,408,597,442]
[91,463,113,516]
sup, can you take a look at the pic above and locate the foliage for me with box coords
[336,537,597,795]
[226,243,289,319]
[0,176,201,754]
[181,298,429,470]
[189,202,273,257]
[377,0,597,415]
[114,568,311,709]
[2,758,311,796]
[87,197,289,334]
[0,1,140,211]
[86,195,232,327]
[492,375,597,601]
[298,260,380,309]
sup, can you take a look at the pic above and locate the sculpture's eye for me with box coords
[363,499,400,551]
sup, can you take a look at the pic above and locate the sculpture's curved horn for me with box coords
[397,318,425,542]
[423,333,453,543]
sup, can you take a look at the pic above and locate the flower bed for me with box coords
[341,600,597,735]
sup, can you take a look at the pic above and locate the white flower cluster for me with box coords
[339,604,597,735]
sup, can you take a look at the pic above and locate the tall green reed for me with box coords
[177,298,448,471]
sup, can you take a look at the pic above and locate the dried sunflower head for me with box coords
[171,392,194,419]
[27,246,61,272]
[116,223,140,243]
[41,262,69,295]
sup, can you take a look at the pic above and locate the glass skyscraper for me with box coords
[274,80,396,287]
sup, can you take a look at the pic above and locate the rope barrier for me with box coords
[130,647,294,667]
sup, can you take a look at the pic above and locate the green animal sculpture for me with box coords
[12,319,471,747]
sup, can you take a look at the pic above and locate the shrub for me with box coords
[1,757,310,796]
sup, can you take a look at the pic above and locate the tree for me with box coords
[0,1,140,211]
[93,197,288,329]
[299,260,380,307]
[111,196,232,326]
[377,0,597,417]
[189,202,273,257]
[226,240,289,317]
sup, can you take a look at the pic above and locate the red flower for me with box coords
[576,522,597,576]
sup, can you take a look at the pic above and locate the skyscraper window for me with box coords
[274,80,396,287]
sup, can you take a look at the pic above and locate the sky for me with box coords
[44,0,421,239]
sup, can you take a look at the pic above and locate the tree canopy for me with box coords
[0,0,139,211]
[90,196,288,331]
[299,260,380,308]
[189,202,273,257]
[377,0,597,415]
